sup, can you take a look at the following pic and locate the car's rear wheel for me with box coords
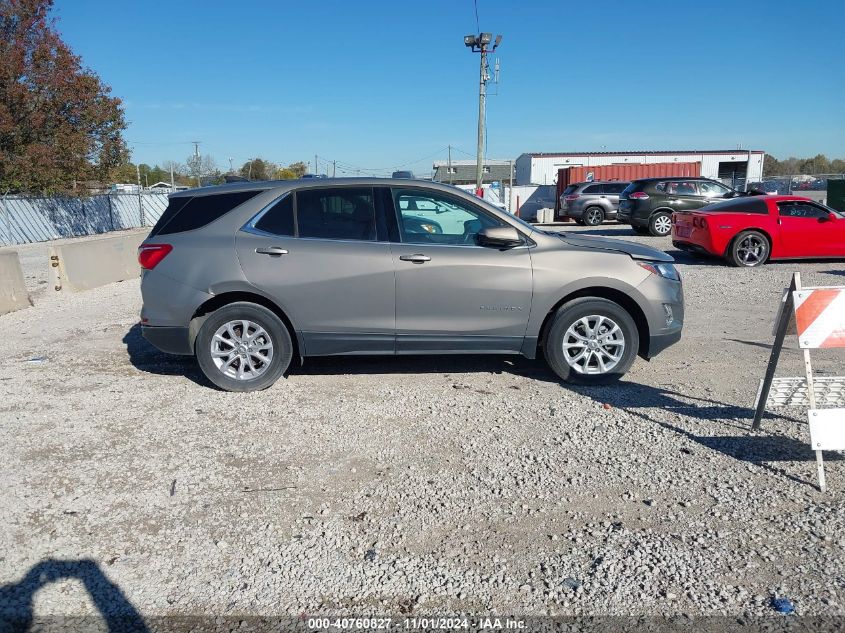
[728,230,770,267]
[195,302,293,392]
[583,207,605,226]
[545,298,639,384]
[649,212,672,236]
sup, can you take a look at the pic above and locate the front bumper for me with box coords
[647,326,682,358]
[141,325,193,355]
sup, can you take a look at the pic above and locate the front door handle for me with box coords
[399,254,431,264]
[255,246,288,256]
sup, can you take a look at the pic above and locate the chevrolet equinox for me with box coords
[139,179,683,391]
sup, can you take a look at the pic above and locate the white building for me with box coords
[515,150,765,187]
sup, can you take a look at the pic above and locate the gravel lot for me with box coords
[1,223,844,621]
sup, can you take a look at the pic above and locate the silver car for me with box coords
[560,181,630,226]
[139,179,683,391]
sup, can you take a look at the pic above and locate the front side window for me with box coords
[777,201,829,219]
[296,187,376,241]
[699,181,732,198]
[605,183,628,194]
[393,189,501,245]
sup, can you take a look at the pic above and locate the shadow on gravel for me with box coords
[122,324,209,387]
[0,559,148,632]
[577,382,835,489]
[294,354,563,383]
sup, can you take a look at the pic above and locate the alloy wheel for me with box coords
[736,235,767,266]
[562,315,626,375]
[653,215,672,235]
[210,320,274,380]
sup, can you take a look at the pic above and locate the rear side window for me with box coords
[151,190,263,236]
[254,194,294,236]
[582,184,604,194]
[296,187,376,241]
[698,198,769,214]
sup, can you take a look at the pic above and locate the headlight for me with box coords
[638,261,680,281]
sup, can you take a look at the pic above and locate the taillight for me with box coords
[692,217,709,229]
[564,194,580,201]
[629,191,649,199]
[138,244,173,270]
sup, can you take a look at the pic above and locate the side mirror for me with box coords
[820,212,837,223]
[477,226,522,248]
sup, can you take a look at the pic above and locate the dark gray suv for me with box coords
[139,179,683,391]
[560,181,630,226]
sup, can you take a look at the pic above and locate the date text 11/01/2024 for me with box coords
[307,617,527,630]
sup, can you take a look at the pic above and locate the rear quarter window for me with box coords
[582,184,604,194]
[562,185,578,195]
[150,190,264,236]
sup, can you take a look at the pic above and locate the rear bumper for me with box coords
[141,325,193,355]
[672,240,711,256]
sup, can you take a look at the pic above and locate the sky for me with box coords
[52,0,845,176]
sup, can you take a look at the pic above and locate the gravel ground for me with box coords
[0,223,844,621]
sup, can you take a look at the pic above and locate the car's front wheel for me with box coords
[545,297,639,384]
[195,302,293,392]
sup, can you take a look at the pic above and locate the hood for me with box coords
[557,233,674,262]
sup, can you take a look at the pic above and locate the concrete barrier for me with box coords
[49,231,147,292]
[0,251,32,315]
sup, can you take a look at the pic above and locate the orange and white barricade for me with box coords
[753,272,845,492]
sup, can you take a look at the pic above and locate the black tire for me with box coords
[574,218,586,226]
[632,226,650,235]
[195,302,293,392]
[728,230,770,267]
[583,207,605,226]
[544,297,639,385]
[648,211,672,236]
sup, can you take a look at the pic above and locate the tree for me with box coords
[0,0,127,194]
[276,161,307,180]
[239,158,275,181]
[187,154,220,186]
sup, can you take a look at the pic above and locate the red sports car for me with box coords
[671,195,845,267]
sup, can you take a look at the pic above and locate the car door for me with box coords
[776,200,845,258]
[388,187,533,353]
[235,186,396,355]
[603,182,628,212]
[665,180,706,212]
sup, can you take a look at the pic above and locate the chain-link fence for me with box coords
[746,174,845,195]
[0,192,169,246]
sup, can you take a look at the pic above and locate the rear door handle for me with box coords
[399,254,431,264]
[255,246,288,256]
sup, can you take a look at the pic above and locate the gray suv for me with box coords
[560,181,630,226]
[139,179,683,391]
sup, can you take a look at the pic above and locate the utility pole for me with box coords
[170,163,175,189]
[192,141,201,187]
[509,159,514,213]
[464,33,502,196]
[228,157,234,173]
[332,160,336,178]
[135,163,145,226]
[314,154,318,176]
[448,145,452,184]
